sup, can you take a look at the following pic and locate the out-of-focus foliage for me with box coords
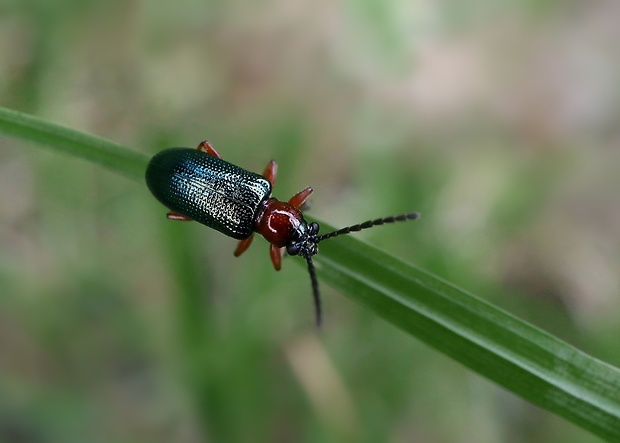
[1,1,619,442]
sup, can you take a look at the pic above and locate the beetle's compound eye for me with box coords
[309,222,319,235]
[287,243,300,256]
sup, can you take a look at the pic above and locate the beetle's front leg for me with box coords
[269,244,284,271]
[288,187,313,209]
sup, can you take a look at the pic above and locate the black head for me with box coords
[285,212,420,326]
[285,220,320,258]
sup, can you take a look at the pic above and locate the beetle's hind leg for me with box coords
[196,141,222,159]
[167,211,192,221]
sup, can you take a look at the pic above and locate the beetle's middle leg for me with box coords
[234,235,254,257]
[262,160,277,187]
[196,140,222,159]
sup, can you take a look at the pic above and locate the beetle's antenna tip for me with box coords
[304,254,322,327]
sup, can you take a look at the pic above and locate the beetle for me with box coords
[146,141,419,325]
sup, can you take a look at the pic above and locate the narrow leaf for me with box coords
[312,228,620,441]
[0,106,148,181]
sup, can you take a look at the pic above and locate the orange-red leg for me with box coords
[269,244,283,271]
[197,140,222,159]
[262,160,277,187]
[234,235,254,257]
[167,211,192,221]
[288,186,313,208]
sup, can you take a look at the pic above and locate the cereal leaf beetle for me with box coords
[146,141,419,325]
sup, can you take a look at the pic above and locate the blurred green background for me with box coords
[1,1,619,442]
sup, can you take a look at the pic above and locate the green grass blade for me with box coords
[1,107,619,440]
[0,106,148,181]
[313,228,620,441]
